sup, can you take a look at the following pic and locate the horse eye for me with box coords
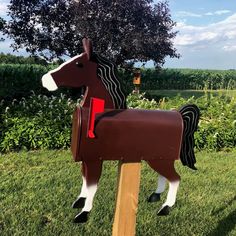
[76,62,84,68]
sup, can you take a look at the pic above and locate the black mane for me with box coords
[92,54,127,109]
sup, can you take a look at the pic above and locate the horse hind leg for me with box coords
[159,179,180,216]
[147,174,167,202]
[147,160,180,216]
[73,160,102,223]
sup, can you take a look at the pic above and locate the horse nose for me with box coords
[42,73,58,91]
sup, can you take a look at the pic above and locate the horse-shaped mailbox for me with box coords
[42,39,200,223]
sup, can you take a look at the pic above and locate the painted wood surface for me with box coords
[112,162,141,236]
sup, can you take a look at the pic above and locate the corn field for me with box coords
[1,64,236,100]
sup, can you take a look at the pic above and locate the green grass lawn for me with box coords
[0,150,236,236]
[146,89,236,99]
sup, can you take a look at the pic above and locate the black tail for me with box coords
[179,104,200,170]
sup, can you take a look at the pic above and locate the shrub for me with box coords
[0,64,50,100]
[0,64,83,101]
[1,92,236,152]
[127,93,158,109]
[0,93,79,151]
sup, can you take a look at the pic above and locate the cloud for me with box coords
[205,10,231,16]
[174,13,236,48]
[0,36,12,53]
[215,10,231,15]
[175,11,202,18]
[205,12,214,16]
[0,34,29,56]
[223,45,236,52]
[0,1,8,18]
[176,9,231,19]
[225,30,236,39]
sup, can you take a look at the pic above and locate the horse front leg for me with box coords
[73,160,103,223]
[72,162,87,209]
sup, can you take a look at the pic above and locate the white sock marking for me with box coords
[78,176,87,198]
[163,180,180,207]
[82,184,98,212]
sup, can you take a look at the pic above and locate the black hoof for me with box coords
[157,206,170,216]
[72,197,86,209]
[147,193,161,203]
[74,211,89,223]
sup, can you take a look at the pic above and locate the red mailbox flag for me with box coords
[87,97,105,138]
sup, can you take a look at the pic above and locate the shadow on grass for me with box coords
[209,195,236,236]
[208,210,236,236]
[212,195,236,215]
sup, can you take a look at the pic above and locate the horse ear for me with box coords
[82,38,93,60]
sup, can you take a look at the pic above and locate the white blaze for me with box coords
[42,73,58,91]
[41,53,84,91]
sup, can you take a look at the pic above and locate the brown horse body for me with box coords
[72,107,183,162]
[42,39,200,223]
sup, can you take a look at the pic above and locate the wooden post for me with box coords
[112,162,141,236]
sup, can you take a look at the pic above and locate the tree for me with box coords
[0,17,4,30]
[0,17,5,42]
[4,0,179,67]
[0,53,49,65]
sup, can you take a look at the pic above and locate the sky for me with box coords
[0,0,236,69]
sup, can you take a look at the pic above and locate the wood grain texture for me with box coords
[112,162,141,236]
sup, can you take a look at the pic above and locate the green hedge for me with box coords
[1,64,236,152]
[0,64,82,101]
[1,64,236,102]
[0,64,51,100]
[140,68,236,90]
[1,92,236,152]
[0,53,48,65]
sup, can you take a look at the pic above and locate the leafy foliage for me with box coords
[0,53,49,65]
[1,92,236,152]
[1,64,236,102]
[4,0,178,67]
[0,64,51,101]
[0,64,82,101]
[127,93,158,110]
[0,17,5,42]
[0,17,4,30]
[0,94,78,151]
[194,94,236,150]
[140,68,236,90]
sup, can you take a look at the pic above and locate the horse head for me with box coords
[42,38,126,109]
[42,38,96,91]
